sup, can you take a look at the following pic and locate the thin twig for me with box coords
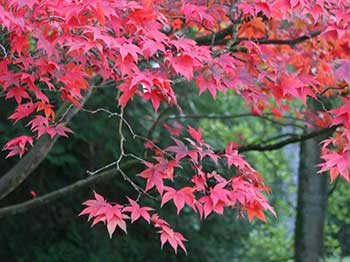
[162,113,306,129]
[238,125,338,153]
[319,83,348,96]
[0,43,7,57]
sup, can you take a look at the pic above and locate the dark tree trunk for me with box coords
[294,100,329,262]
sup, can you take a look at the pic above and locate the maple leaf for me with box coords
[230,176,254,205]
[319,151,350,182]
[138,161,165,194]
[27,115,72,139]
[143,89,163,112]
[2,135,33,158]
[94,2,106,25]
[10,33,30,55]
[187,126,203,144]
[36,102,55,119]
[280,74,305,99]
[246,202,267,222]
[141,35,166,58]
[238,17,266,39]
[166,138,198,163]
[119,43,141,62]
[330,99,350,128]
[5,87,30,104]
[161,186,195,214]
[118,85,138,108]
[46,124,73,139]
[209,182,231,208]
[151,214,187,254]
[182,3,215,28]
[79,191,108,220]
[9,102,35,123]
[198,182,232,218]
[80,192,129,238]
[195,74,220,98]
[27,115,49,138]
[169,54,196,80]
[104,205,129,238]
[123,198,154,223]
[335,60,350,83]
[151,213,170,228]
[9,0,36,8]
[33,30,57,58]
[166,138,188,160]
[199,195,214,218]
[224,143,249,169]
[191,174,207,192]
[158,225,187,254]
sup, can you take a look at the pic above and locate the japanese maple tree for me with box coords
[1,0,350,254]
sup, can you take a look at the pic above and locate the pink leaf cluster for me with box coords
[81,127,275,253]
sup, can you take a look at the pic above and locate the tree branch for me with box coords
[0,160,138,218]
[319,83,348,96]
[196,27,321,46]
[195,25,234,45]
[163,113,306,129]
[235,30,321,46]
[0,171,114,217]
[238,125,337,153]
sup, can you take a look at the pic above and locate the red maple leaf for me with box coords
[158,225,187,254]
[166,138,198,163]
[79,192,129,238]
[319,151,350,182]
[138,161,165,194]
[3,135,33,158]
[187,126,203,144]
[169,54,196,80]
[330,99,350,128]
[246,202,267,222]
[161,186,195,214]
[9,102,35,123]
[5,87,30,104]
[123,198,154,223]
[36,102,55,119]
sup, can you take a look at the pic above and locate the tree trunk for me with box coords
[294,105,328,261]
